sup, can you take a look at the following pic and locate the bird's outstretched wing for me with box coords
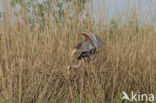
[80,32,104,49]
[80,32,90,41]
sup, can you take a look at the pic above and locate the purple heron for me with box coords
[68,32,104,70]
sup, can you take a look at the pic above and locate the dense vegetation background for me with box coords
[0,0,155,103]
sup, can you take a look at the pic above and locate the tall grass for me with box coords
[0,0,155,103]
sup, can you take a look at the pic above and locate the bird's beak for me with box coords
[71,49,76,57]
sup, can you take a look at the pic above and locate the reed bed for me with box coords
[0,0,155,103]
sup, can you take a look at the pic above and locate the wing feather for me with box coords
[80,32,104,48]
[81,41,95,52]
[80,32,90,41]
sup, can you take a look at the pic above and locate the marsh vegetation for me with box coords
[0,0,155,103]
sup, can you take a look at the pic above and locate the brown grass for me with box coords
[0,0,155,103]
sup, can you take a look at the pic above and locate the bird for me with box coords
[68,32,104,70]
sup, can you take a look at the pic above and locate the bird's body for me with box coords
[71,32,104,62]
[68,32,104,71]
